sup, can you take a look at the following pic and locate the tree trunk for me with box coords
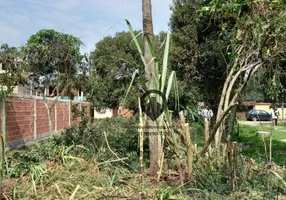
[215,67,235,150]
[142,0,162,176]
[214,47,244,151]
[43,100,53,132]
[143,0,155,81]
[226,104,238,137]
[47,108,53,132]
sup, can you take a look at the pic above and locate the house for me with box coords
[239,101,286,120]
[254,102,286,120]
[242,101,256,110]
[117,102,134,118]
[0,62,26,95]
[93,102,134,119]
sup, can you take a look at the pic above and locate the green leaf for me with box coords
[160,33,170,93]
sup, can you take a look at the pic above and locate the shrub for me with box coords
[6,139,59,178]
[59,116,140,158]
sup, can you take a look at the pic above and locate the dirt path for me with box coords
[239,121,272,126]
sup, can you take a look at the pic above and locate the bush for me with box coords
[59,116,140,158]
[6,116,142,178]
[6,139,59,178]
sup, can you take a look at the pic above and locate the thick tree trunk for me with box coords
[142,0,162,176]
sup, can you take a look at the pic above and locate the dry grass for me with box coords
[3,154,285,200]
[2,121,286,199]
[3,158,174,199]
[4,159,140,199]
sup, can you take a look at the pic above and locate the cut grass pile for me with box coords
[4,146,285,199]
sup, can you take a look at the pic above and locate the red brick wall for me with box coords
[5,98,34,142]
[36,99,52,136]
[0,97,91,148]
[56,101,70,130]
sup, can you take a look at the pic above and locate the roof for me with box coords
[242,101,256,106]
[255,102,272,105]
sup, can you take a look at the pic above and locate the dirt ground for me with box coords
[239,120,273,126]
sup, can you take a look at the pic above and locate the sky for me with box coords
[0,0,173,53]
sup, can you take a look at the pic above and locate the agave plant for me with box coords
[123,21,188,191]
[124,20,180,134]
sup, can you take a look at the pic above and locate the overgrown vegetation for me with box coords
[1,0,286,199]
[3,118,286,199]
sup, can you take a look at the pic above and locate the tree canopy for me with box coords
[0,44,24,97]
[169,0,229,110]
[88,31,167,110]
[22,29,85,95]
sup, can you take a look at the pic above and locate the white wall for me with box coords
[94,108,113,118]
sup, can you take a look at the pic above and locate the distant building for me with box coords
[0,62,27,95]
[242,101,256,110]
[240,101,286,120]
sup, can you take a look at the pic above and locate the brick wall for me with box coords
[0,96,91,148]
[118,105,134,118]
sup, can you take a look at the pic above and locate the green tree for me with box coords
[89,31,143,110]
[196,0,286,154]
[169,0,228,110]
[0,44,24,96]
[88,31,167,111]
[22,29,85,131]
[0,44,24,193]
[0,44,24,142]
[242,69,269,102]
[243,59,286,104]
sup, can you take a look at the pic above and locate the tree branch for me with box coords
[196,102,238,162]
